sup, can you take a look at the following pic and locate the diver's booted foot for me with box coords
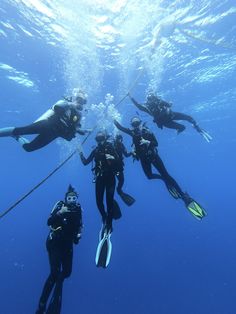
[118,191,136,206]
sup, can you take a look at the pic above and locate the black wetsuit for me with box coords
[114,139,132,194]
[80,141,118,231]
[36,201,83,314]
[130,96,197,133]
[13,99,86,152]
[114,120,186,199]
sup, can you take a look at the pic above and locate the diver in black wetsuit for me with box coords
[79,131,121,233]
[35,185,83,314]
[0,89,90,152]
[113,134,135,206]
[114,117,207,219]
[128,93,212,142]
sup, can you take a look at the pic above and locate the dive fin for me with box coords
[194,125,212,143]
[112,199,122,220]
[200,129,212,143]
[186,200,207,220]
[14,135,30,146]
[96,229,112,268]
[0,127,15,137]
[118,191,135,206]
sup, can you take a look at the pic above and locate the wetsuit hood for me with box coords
[65,184,78,204]
[131,117,142,128]
[95,131,107,144]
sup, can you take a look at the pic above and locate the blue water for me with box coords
[0,1,236,313]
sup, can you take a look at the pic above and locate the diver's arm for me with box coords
[76,126,92,135]
[114,120,132,136]
[142,128,158,149]
[77,129,86,135]
[149,132,158,148]
[74,205,83,244]
[128,95,150,114]
[76,128,88,135]
[80,149,95,165]
[47,201,64,226]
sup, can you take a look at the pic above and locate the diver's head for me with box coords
[115,134,123,142]
[146,93,157,103]
[146,93,158,110]
[65,184,78,205]
[73,89,87,110]
[95,131,107,145]
[130,117,142,129]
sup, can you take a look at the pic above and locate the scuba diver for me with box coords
[128,93,212,142]
[35,185,83,314]
[114,117,207,220]
[113,134,135,206]
[79,131,121,268]
[0,89,90,152]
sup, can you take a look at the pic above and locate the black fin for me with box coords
[119,191,136,206]
[112,199,122,220]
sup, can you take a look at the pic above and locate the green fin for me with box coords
[187,200,207,220]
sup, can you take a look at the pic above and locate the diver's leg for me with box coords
[105,174,116,232]
[152,154,185,198]
[163,120,186,133]
[61,247,73,279]
[22,133,57,152]
[10,120,57,151]
[95,176,107,223]
[172,112,197,125]
[46,247,72,314]
[173,112,212,141]
[13,120,49,136]
[116,171,124,194]
[36,244,61,313]
[140,158,162,180]
[0,120,48,139]
[116,170,136,206]
[46,273,64,314]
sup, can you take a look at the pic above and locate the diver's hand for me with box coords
[140,138,150,146]
[73,115,78,122]
[85,128,92,134]
[105,154,115,160]
[57,205,70,215]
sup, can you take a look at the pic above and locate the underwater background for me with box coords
[0,0,236,313]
